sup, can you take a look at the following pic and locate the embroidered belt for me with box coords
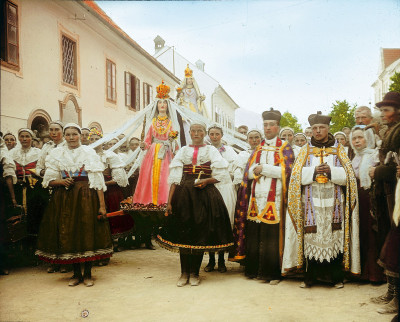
[183,162,212,176]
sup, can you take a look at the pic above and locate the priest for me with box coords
[243,108,294,284]
[283,111,360,288]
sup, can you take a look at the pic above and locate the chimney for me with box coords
[154,35,165,54]
[195,59,205,72]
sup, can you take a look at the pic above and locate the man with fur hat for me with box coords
[369,91,400,314]
[283,111,360,289]
[241,108,294,284]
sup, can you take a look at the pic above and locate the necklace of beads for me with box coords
[153,117,171,135]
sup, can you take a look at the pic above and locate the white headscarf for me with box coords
[350,129,378,189]
[18,128,34,137]
[63,123,82,134]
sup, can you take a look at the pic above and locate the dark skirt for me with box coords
[378,226,400,278]
[156,175,234,254]
[35,181,113,264]
[245,221,280,280]
[14,179,48,236]
[105,184,134,238]
[358,185,385,282]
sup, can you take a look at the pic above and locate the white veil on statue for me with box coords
[90,80,249,178]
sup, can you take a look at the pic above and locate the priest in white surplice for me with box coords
[283,111,360,288]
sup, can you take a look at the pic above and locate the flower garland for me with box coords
[153,117,171,135]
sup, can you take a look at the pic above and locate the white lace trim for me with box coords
[304,241,343,263]
[111,167,128,187]
[43,145,106,190]
[10,146,41,166]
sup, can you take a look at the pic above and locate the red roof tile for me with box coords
[382,48,400,68]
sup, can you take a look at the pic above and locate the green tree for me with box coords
[389,71,400,93]
[328,100,356,133]
[280,111,303,133]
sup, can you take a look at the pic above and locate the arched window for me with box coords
[59,93,82,125]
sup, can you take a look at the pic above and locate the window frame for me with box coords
[125,71,140,111]
[61,33,78,89]
[106,58,117,103]
[1,0,20,71]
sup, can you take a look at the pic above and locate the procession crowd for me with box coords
[1,86,399,318]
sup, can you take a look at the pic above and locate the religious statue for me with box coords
[176,64,208,118]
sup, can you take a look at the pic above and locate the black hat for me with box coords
[262,108,281,123]
[376,91,400,109]
[308,111,331,126]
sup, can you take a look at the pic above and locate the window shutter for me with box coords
[131,75,136,110]
[135,77,140,110]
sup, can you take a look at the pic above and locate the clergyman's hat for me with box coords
[308,111,331,126]
[262,108,281,123]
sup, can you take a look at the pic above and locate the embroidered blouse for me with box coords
[168,145,228,185]
[43,145,106,191]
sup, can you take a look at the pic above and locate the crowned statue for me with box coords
[176,64,208,118]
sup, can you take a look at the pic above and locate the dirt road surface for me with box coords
[0,244,395,321]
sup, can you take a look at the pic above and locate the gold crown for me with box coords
[184,64,193,78]
[156,80,170,99]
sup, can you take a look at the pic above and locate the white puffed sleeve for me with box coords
[1,150,17,184]
[168,148,184,185]
[42,152,61,188]
[84,148,107,191]
[208,146,229,183]
[232,151,250,184]
[106,151,128,187]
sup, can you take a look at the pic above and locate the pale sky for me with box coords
[97,0,400,129]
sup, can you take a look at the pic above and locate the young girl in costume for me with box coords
[204,124,237,273]
[36,123,113,287]
[89,128,133,257]
[156,122,234,287]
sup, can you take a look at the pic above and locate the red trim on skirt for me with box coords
[38,253,112,264]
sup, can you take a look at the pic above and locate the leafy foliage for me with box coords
[389,71,400,93]
[328,100,357,133]
[280,112,303,133]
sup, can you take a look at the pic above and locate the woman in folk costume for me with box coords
[230,129,263,262]
[132,81,179,249]
[0,137,17,275]
[35,121,69,274]
[369,92,400,314]
[10,128,47,252]
[280,127,301,158]
[239,109,294,284]
[89,128,133,256]
[156,122,234,287]
[203,124,237,273]
[36,123,113,287]
[349,128,384,283]
[283,111,360,289]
